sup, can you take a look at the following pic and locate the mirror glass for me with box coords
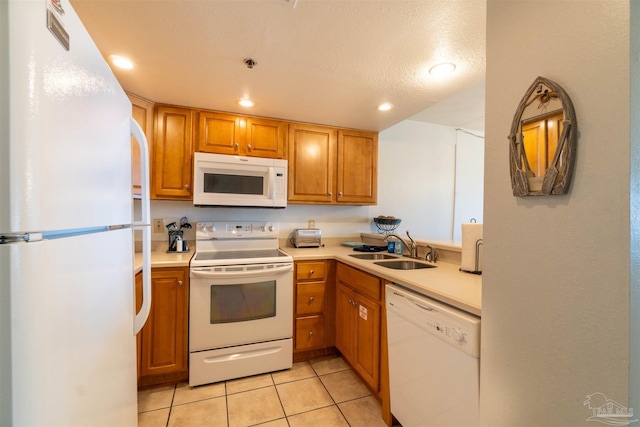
[509,77,577,196]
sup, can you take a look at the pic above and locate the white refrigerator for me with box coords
[0,0,152,425]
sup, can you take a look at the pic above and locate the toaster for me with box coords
[293,229,322,248]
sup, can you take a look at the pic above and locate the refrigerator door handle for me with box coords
[131,117,152,335]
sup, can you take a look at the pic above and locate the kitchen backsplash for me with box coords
[136,199,379,242]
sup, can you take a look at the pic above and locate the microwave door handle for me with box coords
[268,167,275,199]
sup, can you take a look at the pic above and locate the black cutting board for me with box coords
[353,245,388,252]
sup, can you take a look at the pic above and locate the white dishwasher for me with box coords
[386,284,480,427]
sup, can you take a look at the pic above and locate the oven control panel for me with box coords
[196,221,280,240]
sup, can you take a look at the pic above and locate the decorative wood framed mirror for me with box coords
[509,76,577,196]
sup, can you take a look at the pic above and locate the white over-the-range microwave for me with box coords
[193,152,288,208]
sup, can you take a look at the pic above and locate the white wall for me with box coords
[143,200,376,244]
[481,1,631,426]
[375,120,484,243]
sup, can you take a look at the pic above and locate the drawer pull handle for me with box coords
[309,331,314,337]
[309,269,314,276]
[309,296,315,302]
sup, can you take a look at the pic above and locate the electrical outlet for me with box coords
[153,219,164,233]
[308,219,315,229]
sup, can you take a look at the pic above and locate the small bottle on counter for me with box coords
[387,241,395,253]
[175,235,183,252]
[394,240,402,255]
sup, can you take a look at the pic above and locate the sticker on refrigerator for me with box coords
[359,305,368,320]
[47,0,69,51]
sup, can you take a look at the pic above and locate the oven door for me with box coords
[189,262,293,352]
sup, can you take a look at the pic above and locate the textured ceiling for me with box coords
[70,0,486,132]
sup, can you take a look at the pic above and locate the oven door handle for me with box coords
[191,263,293,278]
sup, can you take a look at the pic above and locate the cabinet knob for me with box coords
[184,184,190,190]
[308,331,314,337]
[338,192,343,197]
[309,269,314,276]
[328,192,333,197]
[178,280,183,286]
[247,144,252,151]
[234,143,239,150]
[309,296,315,302]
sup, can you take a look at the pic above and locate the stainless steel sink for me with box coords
[349,253,397,260]
[374,260,436,270]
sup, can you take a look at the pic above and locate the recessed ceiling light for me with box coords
[429,62,456,76]
[239,99,254,107]
[110,55,134,69]
[378,103,392,111]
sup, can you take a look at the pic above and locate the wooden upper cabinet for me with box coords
[246,117,287,159]
[337,130,378,205]
[197,111,286,159]
[128,93,154,198]
[288,125,377,205]
[152,106,193,200]
[288,124,337,203]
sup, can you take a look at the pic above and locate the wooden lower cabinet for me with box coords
[293,260,336,361]
[138,266,189,388]
[335,262,392,426]
[335,278,380,390]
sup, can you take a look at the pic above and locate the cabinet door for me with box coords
[335,282,356,362]
[140,267,188,378]
[153,106,193,199]
[246,117,287,159]
[288,124,337,203]
[337,130,378,204]
[129,94,154,197]
[197,111,242,155]
[354,292,381,391]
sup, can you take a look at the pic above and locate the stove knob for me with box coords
[268,225,274,232]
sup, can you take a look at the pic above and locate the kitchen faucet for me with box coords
[385,231,418,259]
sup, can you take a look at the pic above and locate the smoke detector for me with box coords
[244,58,257,69]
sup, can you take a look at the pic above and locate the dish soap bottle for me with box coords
[394,240,402,255]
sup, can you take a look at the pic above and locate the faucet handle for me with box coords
[425,245,438,263]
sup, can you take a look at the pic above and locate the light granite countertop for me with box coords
[133,242,194,273]
[134,237,482,317]
[282,241,481,317]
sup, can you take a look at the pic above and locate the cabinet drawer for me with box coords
[295,316,326,350]
[337,262,381,301]
[296,261,326,281]
[296,282,326,315]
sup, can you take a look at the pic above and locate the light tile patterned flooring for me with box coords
[138,355,388,427]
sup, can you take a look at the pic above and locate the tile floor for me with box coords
[138,355,389,427]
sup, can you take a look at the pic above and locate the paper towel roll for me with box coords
[461,223,483,273]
